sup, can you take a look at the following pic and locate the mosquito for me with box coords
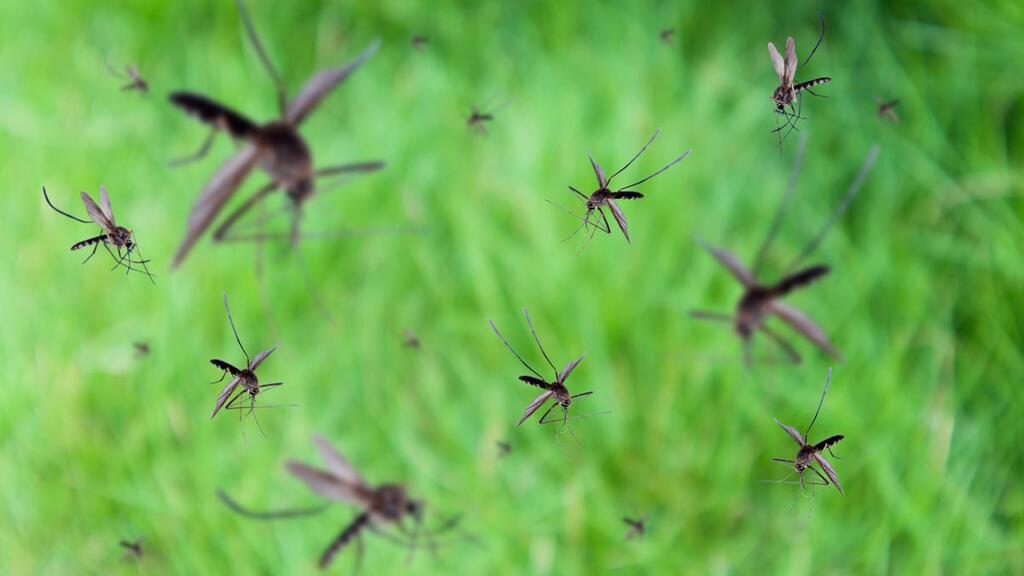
[208,293,282,436]
[770,368,844,494]
[558,129,689,246]
[690,138,879,365]
[219,435,462,571]
[466,100,509,135]
[41,186,155,282]
[133,341,150,357]
[411,36,429,51]
[768,17,830,145]
[119,539,143,560]
[623,515,649,540]
[106,58,148,93]
[169,0,384,267]
[659,28,676,44]
[877,98,900,123]
[488,309,591,432]
[496,441,512,457]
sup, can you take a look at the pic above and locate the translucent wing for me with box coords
[80,191,114,232]
[695,237,755,287]
[588,153,607,189]
[606,199,631,243]
[558,355,585,384]
[99,185,116,226]
[773,418,805,446]
[248,346,277,371]
[516,390,554,427]
[768,302,840,358]
[767,42,785,82]
[172,145,260,268]
[210,377,241,419]
[813,453,844,494]
[784,36,797,84]
[285,40,380,126]
[286,461,370,507]
[313,435,367,488]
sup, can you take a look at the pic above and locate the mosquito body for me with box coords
[623,516,648,540]
[489,309,591,429]
[169,0,383,266]
[566,129,689,244]
[877,98,900,123]
[411,36,429,50]
[659,28,676,44]
[771,368,844,494]
[496,441,512,457]
[467,105,499,135]
[403,330,422,350]
[134,341,150,357]
[209,293,282,427]
[119,539,143,560]
[42,186,154,281]
[691,139,879,365]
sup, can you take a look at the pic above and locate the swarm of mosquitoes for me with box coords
[37,2,895,570]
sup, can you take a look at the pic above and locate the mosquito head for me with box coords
[405,499,424,522]
[239,369,259,394]
[286,178,314,203]
[374,484,413,520]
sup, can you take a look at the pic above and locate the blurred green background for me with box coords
[1,0,1022,573]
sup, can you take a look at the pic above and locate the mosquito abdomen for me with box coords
[769,265,830,297]
[169,92,258,139]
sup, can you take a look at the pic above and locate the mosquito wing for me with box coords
[172,145,260,267]
[248,346,278,371]
[286,461,370,507]
[606,199,631,243]
[98,185,117,226]
[558,354,585,384]
[286,40,380,126]
[588,153,607,189]
[812,452,844,494]
[783,36,797,84]
[210,377,241,419]
[768,301,840,358]
[313,435,367,488]
[695,237,755,287]
[516,390,554,427]
[773,417,805,446]
[80,191,114,232]
[767,41,785,82]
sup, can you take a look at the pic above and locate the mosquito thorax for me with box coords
[255,122,313,184]
[372,485,411,519]
[239,369,259,393]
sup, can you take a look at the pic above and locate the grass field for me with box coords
[1,0,1023,574]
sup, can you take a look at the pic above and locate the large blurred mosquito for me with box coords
[208,293,282,436]
[218,435,462,571]
[488,309,591,432]
[561,129,689,245]
[169,0,383,266]
[769,368,844,494]
[877,98,900,123]
[42,186,155,282]
[690,139,879,365]
[768,17,830,146]
[106,58,148,93]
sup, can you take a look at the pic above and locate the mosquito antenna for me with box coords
[616,149,691,191]
[222,292,251,363]
[787,145,879,271]
[606,129,660,186]
[522,309,558,375]
[488,320,544,380]
[234,0,287,118]
[42,187,92,224]
[753,133,806,276]
[804,367,832,440]
[217,489,328,520]
[800,14,826,69]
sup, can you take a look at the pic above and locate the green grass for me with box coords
[1,0,1023,573]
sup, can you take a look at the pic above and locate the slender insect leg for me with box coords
[758,324,802,364]
[81,241,100,264]
[169,128,217,166]
[536,402,560,425]
[210,370,228,385]
[596,207,612,234]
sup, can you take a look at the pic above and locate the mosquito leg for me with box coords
[42,187,93,224]
[689,310,733,323]
[313,161,385,180]
[596,207,612,234]
[827,446,843,459]
[81,241,100,264]
[770,458,796,465]
[568,186,588,201]
[212,181,282,242]
[234,0,287,118]
[536,402,560,425]
[217,489,328,520]
[169,128,217,166]
[210,370,228,385]
[758,324,802,364]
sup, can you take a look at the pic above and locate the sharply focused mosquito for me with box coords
[561,129,690,244]
[208,293,283,435]
[169,0,384,266]
[488,309,592,431]
[769,368,844,494]
[41,186,155,282]
[877,98,900,123]
[768,17,830,146]
[106,58,148,93]
[218,435,462,571]
[690,138,879,365]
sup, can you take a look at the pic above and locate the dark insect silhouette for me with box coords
[659,28,676,44]
[411,36,429,50]
[218,435,461,571]
[563,129,689,244]
[466,100,508,135]
[402,330,421,350]
[690,139,879,365]
[496,441,512,457]
[169,0,383,266]
[119,539,143,560]
[623,515,649,540]
[106,58,148,93]
[771,368,844,494]
[208,293,282,435]
[488,309,591,429]
[877,98,900,123]
[768,17,829,145]
[41,186,155,282]
[133,341,150,357]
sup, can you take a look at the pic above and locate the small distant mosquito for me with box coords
[659,28,676,44]
[770,367,844,494]
[562,129,689,244]
[119,539,143,560]
[411,36,430,50]
[623,515,649,540]
[402,330,422,350]
[169,0,383,266]
[208,293,282,434]
[466,100,509,135]
[768,17,830,145]
[41,186,155,282]
[690,138,879,365]
[106,58,148,94]
[496,441,512,457]
[877,98,900,123]
[488,309,591,430]
[133,341,150,357]
[219,435,461,571]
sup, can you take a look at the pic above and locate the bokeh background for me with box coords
[2,0,1022,574]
